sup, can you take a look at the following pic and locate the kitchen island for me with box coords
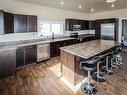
[60,40,120,92]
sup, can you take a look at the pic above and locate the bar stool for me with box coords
[104,52,114,75]
[80,59,98,95]
[92,55,106,82]
[110,51,123,71]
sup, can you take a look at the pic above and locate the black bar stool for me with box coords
[92,55,106,82]
[80,59,98,95]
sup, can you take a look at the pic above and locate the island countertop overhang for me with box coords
[60,40,120,59]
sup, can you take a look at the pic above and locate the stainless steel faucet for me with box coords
[52,32,54,39]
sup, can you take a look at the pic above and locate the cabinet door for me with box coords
[4,12,14,34]
[0,10,4,35]
[14,14,27,33]
[16,47,25,68]
[84,20,89,30]
[89,21,95,30]
[27,16,37,32]
[50,42,58,57]
[65,19,76,31]
[25,45,37,65]
[0,50,16,79]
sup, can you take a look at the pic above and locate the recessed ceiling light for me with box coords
[91,8,94,12]
[106,0,116,3]
[78,5,82,9]
[111,3,115,7]
[60,1,64,5]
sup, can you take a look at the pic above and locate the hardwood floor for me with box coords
[0,53,127,95]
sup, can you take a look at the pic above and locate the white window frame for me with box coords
[38,20,64,36]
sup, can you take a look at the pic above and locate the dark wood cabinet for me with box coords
[16,45,37,68]
[65,19,90,31]
[95,18,119,41]
[50,39,76,57]
[89,21,95,30]
[84,20,89,30]
[16,47,25,68]
[0,10,4,35]
[27,16,37,32]
[14,14,27,33]
[14,14,37,33]
[65,19,75,31]
[0,10,14,34]
[25,45,37,65]
[0,50,16,79]
[50,41,61,57]
[0,11,37,34]
[4,12,14,34]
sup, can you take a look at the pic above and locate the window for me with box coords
[38,20,64,36]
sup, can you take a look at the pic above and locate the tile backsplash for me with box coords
[0,30,95,43]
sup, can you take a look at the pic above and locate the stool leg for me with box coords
[88,71,90,86]
[106,57,113,75]
[106,57,109,70]
[81,71,97,95]
[92,62,105,82]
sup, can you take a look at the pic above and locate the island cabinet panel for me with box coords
[61,50,87,85]
[4,12,14,34]
[0,50,16,79]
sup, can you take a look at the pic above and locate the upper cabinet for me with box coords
[4,12,14,34]
[0,10,37,34]
[14,14,27,33]
[0,11,14,34]
[0,10,4,35]
[89,20,95,30]
[94,18,119,41]
[27,16,37,32]
[65,19,93,31]
[14,14,37,33]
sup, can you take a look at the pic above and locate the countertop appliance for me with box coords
[70,32,78,38]
[37,43,50,62]
[101,23,115,40]
[73,25,81,31]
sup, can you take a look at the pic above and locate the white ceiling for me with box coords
[15,0,127,13]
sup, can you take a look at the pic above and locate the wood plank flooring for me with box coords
[0,53,127,95]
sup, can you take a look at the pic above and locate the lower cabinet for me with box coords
[25,45,37,65]
[0,49,16,79]
[50,39,76,57]
[16,45,37,68]
[16,47,25,68]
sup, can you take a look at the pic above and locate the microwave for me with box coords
[73,25,81,31]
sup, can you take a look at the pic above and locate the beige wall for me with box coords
[0,0,89,21]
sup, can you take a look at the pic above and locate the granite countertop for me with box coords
[60,40,120,59]
[0,37,75,51]
[0,34,95,52]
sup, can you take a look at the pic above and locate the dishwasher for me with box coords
[37,43,50,62]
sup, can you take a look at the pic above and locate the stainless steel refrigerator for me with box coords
[101,23,115,40]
